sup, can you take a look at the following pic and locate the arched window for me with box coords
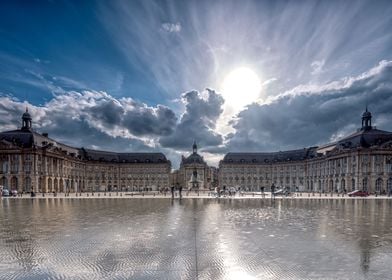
[341,179,346,193]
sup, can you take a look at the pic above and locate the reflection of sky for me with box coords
[0,198,392,278]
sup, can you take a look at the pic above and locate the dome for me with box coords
[362,106,372,118]
[21,108,32,130]
[182,152,205,165]
[187,153,203,163]
[362,110,371,118]
[22,108,31,120]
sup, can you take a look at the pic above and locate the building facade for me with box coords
[170,142,218,190]
[3,108,392,195]
[219,109,392,194]
[0,110,171,193]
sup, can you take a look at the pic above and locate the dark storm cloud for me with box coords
[47,91,176,138]
[123,104,177,136]
[225,60,392,152]
[41,111,152,153]
[159,89,224,150]
[0,91,176,152]
[89,100,124,126]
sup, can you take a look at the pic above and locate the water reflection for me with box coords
[0,198,391,279]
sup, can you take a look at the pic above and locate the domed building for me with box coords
[0,109,171,193]
[171,141,217,190]
[219,108,392,194]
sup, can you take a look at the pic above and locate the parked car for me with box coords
[11,189,18,197]
[273,188,291,196]
[2,189,10,197]
[229,187,236,195]
[348,190,369,197]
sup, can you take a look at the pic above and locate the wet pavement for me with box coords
[0,198,391,279]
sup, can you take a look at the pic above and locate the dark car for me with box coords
[348,190,369,197]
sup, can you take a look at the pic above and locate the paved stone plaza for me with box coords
[1,198,391,279]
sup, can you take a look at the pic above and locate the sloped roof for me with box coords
[181,152,206,165]
[222,147,318,164]
[0,129,169,164]
[0,129,78,154]
[80,148,169,163]
[336,127,392,149]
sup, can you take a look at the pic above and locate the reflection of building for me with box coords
[171,141,217,190]
[219,108,392,193]
[0,110,171,192]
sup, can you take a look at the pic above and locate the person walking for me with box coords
[260,186,265,198]
[271,183,276,199]
[170,185,175,198]
[178,185,183,199]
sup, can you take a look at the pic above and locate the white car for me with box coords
[273,188,291,196]
[2,189,10,197]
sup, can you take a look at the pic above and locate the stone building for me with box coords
[219,148,316,192]
[219,108,392,194]
[3,107,392,195]
[0,109,171,193]
[171,142,218,190]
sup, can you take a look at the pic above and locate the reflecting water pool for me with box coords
[1,198,392,279]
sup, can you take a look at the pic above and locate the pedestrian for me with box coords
[271,183,276,198]
[260,186,265,198]
[178,185,183,199]
[170,185,175,198]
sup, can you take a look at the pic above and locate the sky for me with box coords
[1,0,392,168]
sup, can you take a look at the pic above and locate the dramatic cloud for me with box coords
[159,89,224,150]
[122,103,177,137]
[0,91,177,150]
[97,0,392,103]
[1,61,392,168]
[0,89,222,166]
[225,60,392,152]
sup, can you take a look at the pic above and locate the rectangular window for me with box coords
[2,162,8,173]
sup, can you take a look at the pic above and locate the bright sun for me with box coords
[221,67,262,111]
